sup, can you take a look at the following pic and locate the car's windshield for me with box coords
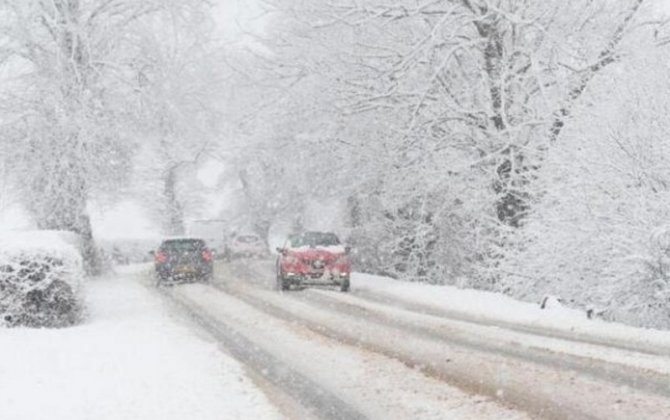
[289,232,340,248]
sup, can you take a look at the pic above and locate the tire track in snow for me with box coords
[151,284,368,420]
[352,288,670,358]
[148,279,529,420]
[232,258,670,358]
[211,269,670,420]
[296,288,670,398]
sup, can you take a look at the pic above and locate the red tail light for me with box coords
[202,250,213,262]
[155,251,168,264]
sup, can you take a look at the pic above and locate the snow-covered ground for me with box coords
[0,271,282,420]
[238,259,670,350]
[353,272,670,350]
[171,281,530,420]
[5,258,668,420]
[214,259,670,419]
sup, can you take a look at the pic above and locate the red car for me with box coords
[275,231,351,292]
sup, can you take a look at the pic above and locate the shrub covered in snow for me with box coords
[0,231,85,327]
[500,55,670,329]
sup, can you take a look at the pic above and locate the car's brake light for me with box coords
[202,250,213,262]
[155,251,168,264]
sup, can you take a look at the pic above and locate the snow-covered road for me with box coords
[168,284,527,419]
[187,259,670,419]
[5,260,670,420]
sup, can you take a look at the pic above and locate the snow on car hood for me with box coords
[289,245,346,254]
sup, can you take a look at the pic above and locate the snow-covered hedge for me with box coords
[0,231,85,327]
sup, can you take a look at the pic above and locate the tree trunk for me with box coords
[30,164,101,275]
[35,0,101,275]
[473,0,643,226]
[472,16,528,226]
[163,165,185,236]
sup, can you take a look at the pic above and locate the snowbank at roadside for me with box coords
[353,273,670,350]
[0,271,282,420]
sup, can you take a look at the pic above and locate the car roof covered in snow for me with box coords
[160,237,206,243]
[159,237,207,247]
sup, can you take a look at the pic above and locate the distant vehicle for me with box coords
[0,230,84,327]
[275,231,351,292]
[153,238,213,284]
[229,233,267,259]
[100,238,161,265]
[187,219,228,259]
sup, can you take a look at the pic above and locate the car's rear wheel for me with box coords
[340,278,350,292]
[155,272,168,287]
[276,272,290,291]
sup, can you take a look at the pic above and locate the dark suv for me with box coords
[153,238,213,284]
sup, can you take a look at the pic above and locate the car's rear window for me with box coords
[161,239,205,251]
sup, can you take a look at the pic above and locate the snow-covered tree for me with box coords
[129,2,228,236]
[0,0,225,270]
[235,0,650,286]
[502,49,670,328]
[0,0,160,272]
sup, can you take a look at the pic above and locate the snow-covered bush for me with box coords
[501,54,670,329]
[0,231,85,328]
